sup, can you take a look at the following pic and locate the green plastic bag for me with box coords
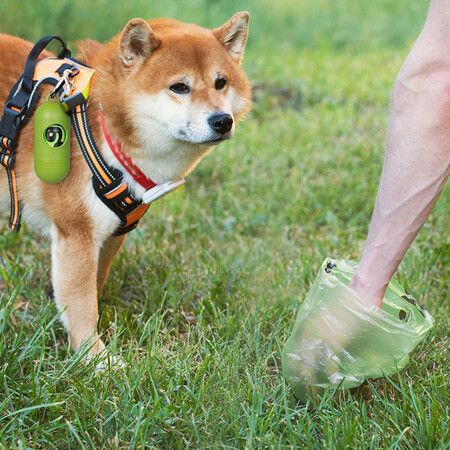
[282,259,434,401]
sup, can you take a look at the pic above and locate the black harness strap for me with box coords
[22,36,71,94]
[0,137,20,230]
[69,103,149,235]
[0,35,69,230]
[1,35,150,235]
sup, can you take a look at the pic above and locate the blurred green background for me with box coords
[1,0,427,51]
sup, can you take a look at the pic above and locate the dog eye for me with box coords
[215,77,227,90]
[170,83,190,94]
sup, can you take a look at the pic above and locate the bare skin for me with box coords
[350,0,450,307]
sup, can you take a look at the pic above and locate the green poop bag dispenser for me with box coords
[34,98,70,183]
[282,259,434,401]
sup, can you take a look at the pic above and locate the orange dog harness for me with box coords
[0,35,184,235]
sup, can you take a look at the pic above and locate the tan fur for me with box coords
[97,235,126,294]
[0,13,251,357]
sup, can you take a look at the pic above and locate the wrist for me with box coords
[349,272,385,308]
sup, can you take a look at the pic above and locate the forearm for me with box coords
[351,102,450,304]
[351,1,450,305]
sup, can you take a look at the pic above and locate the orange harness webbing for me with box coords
[0,36,73,230]
[0,35,151,235]
[70,103,150,235]
[0,136,20,230]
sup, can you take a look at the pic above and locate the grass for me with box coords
[0,0,449,448]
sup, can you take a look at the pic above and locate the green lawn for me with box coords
[0,0,449,448]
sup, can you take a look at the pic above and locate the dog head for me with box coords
[87,13,251,181]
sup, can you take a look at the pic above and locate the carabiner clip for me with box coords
[50,68,77,101]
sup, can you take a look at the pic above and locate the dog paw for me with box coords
[94,354,126,372]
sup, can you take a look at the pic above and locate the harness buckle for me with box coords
[0,106,23,141]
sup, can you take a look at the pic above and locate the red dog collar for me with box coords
[100,111,156,190]
[100,111,186,204]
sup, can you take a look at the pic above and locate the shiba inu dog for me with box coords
[0,12,251,357]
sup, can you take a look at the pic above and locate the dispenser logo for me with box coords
[44,125,66,148]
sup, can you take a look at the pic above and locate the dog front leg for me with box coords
[51,226,104,355]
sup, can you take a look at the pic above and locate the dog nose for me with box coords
[208,113,233,135]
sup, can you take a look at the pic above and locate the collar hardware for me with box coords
[142,179,185,204]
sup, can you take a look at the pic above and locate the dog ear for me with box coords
[119,18,160,67]
[213,12,249,64]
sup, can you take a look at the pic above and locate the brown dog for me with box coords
[0,13,251,357]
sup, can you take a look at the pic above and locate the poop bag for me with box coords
[282,259,434,400]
